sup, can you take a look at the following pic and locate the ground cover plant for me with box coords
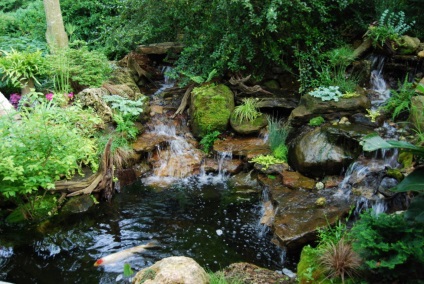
[0,91,101,200]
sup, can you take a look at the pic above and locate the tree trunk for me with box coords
[43,0,68,50]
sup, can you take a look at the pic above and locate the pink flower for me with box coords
[68,92,74,99]
[45,93,54,101]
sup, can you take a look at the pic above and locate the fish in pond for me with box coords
[94,242,159,266]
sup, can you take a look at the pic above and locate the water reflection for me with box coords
[1,177,284,283]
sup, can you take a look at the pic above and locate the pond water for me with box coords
[0,176,286,283]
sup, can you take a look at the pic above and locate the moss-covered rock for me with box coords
[230,112,268,135]
[397,35,420,55]
[190,84,234,138]
[297,245,331,284]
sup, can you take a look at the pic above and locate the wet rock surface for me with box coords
[213,136,270,159]
[258,174,351,250]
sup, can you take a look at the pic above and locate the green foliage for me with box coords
[0,36,47,54]
[272,144,288,161]
[309,116,325,126]
[366,9,415,47]
[0,1,46,41]
[382,77,416,120]
[0,48,46,88]
[123,263,134,277]
[200,130,220,153]
[208,271,243,284]
[267,117,290,154]
[102,94,147,141]
[349,210,424,282]
[249,154,285,170]
[310,86,343,101]
[112,112,139,141]
[102,95,146,117]
[46,41,112,92]
[0,93,100,199]
[232,98,261,123]
[365,108,381,122]
[360,133,424,224]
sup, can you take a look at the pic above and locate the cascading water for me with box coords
[335,54,402,214]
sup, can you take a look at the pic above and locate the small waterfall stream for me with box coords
[335,54,402,214]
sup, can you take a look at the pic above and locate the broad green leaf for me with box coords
[404,194,424,223]
[361,133,424,157]
[123,263,134,277]
[391,168,424,193]
[360,133,394,151]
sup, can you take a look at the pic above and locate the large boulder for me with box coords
[288,93,370,127]
[288,127,356,178]
[190,84,234,137]
[258,174,351,250]
[132,256,209,284]
[397,35,420,55]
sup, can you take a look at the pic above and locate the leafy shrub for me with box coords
[232,98,261,123]
[349,210,424,282]
[249,154,285,170]
[0,94,100,198]
[0,48,46,88]
[309,116,325,126]
[382,76,416,120]
[102,94,147,117]
[365,9,415,48]
[103,95,147,142]
[200,130,220,153]
[46,41,112,92]
[310,86,343,101]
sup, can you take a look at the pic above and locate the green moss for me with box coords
[191,84,234,137]
[297,245,332,284]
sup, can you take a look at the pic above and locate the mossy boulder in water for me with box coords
[190,84,234,138]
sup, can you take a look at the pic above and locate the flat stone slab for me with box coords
[213,137,270,159]
[258,175,351,250]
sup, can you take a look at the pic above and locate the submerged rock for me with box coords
[132,256,209,284]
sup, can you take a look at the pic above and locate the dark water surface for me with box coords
[0,177,284,283]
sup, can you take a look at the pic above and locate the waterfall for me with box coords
[142,123,204,186]
[153,66,175,95]
[370,55,391,106]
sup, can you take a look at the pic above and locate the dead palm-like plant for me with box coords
[318,238,362,284]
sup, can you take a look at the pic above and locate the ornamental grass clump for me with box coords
[232,97,261,123]
[318,238,362,284]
